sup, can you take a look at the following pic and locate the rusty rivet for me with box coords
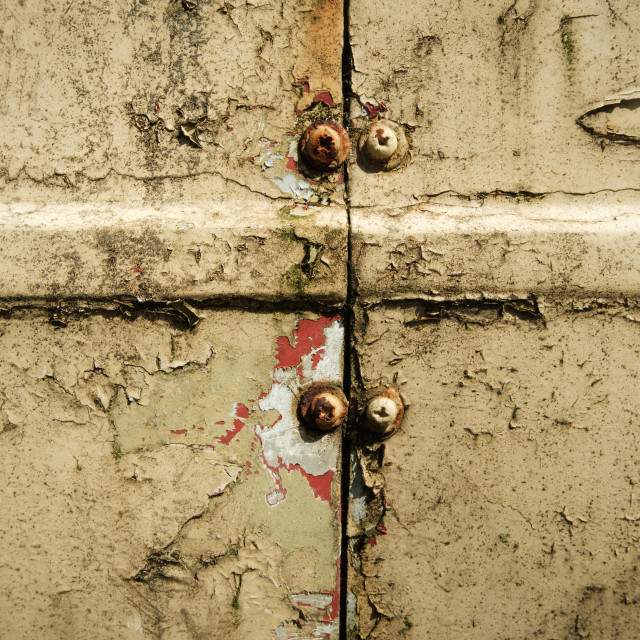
[299,382,348,431]
[358,119,408,171]
[299,121,350,171]
[362,387,404,435]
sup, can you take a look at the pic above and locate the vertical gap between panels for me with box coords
[339,0,353,637]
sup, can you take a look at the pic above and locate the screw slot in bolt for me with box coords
[358,119,408,171]
[362,387,404,435]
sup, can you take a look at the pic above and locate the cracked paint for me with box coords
[347,297,640,639]
[0,309,343,639]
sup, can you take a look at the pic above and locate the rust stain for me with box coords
[296,0,343,103]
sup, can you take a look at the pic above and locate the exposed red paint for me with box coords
[170,429,187,435]
[282,464,334,505]
[235,404,250,419]
[215,403,249,445]
[293,76,310,93]
[286,156,298,172]
[215,420,225,425]
[130,265,145,273]
[245,461,252,468]
[368,536,377,547]
[364,101,387,118]
[376,521,388,535]
[323,559,341,622]
[313,91,334,107]
[274,316,336,370]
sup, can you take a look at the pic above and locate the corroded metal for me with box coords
[299,382,348,431]
[299,121,350,171]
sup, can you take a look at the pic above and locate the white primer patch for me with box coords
[257,319,343,503]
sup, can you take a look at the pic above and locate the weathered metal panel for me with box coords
[0,308,343,639]
[348,0,640,206]
[347,298,640,639]
[0,1,348,637]
[0,203,347,303]
[0,0,345,208]
[346,1,640,638]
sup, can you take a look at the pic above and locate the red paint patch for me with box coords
[313,91,334,107]
[368,536,377,547]
[293,77,310,93]
[286,156,298,172]
[215,420,225,425]
[215,403,249,445]
[235,404,250,419]
[130,265,145,273]
[282,464,334,506]
[376,521,388,535]
[170,429,187,435]
[274,316,337,371]
[364,101,387,118]
[323,559,341,622]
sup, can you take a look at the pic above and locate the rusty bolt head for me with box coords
[299,121,350,171]
[358,119,408,171]
[299,382,348,432]
[362,387,404,435]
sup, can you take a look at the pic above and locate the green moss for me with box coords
[277,224,299,244]
[231,586,241,610]
[560,16,575,65]
[278,225,324,297]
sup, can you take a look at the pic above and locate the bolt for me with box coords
[357,119,408,171]
[299,382,348,432]
[299,121,350,171]
[362,387,404,435]
[363,124,398,161]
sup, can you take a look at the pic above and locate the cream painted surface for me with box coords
[347,0,640,638]
[0,203,348,303]
[0,0,345,206]
[2,0,640,638]
[348,300,640,639]
[348,0,640,206]
[0,309,343,639]
[0,2,348,638]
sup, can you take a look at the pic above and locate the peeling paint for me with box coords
[258,316,343,506]
[0,309,343,639]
